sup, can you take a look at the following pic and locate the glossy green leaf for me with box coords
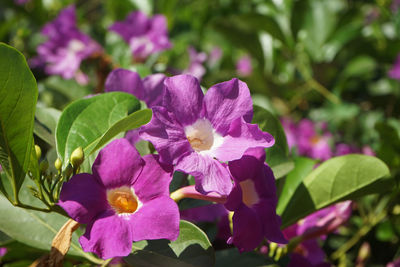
[280,154,391,228]
[277,157,316,215]
[0,43,37,200]
[252,105,293,178]
[125,220,214,267]
[85,109,152,156]
[56,92,141,168]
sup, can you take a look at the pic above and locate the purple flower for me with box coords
[236,55,252,77]
[208,46,223,68]
[109,11,171,61]
[180,204,228,223]
[389,55,400,80]
[183,47,207,81]
[297,119,332,161]
[58,139,179,259]
[35,6,102,83]
[387,257,400,267]
[224,148,287,251]
[140,74,275,196]
[105,68,166,108]
[281,117,297,150]
[392,0,400,13]
[0,247,7,257]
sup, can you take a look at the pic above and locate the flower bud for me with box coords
[54,158,62,172]
[35,145,41,160]
[70,147,84,167]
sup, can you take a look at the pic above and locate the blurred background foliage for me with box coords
[1,0,400,266]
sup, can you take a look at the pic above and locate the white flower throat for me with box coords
[184,119,223,154]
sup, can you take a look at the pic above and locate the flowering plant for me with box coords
[0,1,399,266]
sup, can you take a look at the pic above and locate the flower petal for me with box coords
[140,106,191,165]
[129,196,179,241]
[142,73,166,107]
[163,74,204,126]
[212,117,274,162]
[92,139,145,188]
[105,69,145,100]
[133,154,173,202]
[228,204,263,252]
[176,152,233,196]
[80,210,132,259]
[253,199,287,244]
[109,11,150,43]
[58,173,107,224]
[204,78,253,135]
[180,204,228,223]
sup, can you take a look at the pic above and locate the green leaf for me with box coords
[125,220,215,267]
[0,43,37,201]
[277,157,316,215]
[215,248,275,267]
[280,154,391,228]
[252,105,293,178]
[55,92,141,168]
[85,109,152,156]
[34,106,61,147]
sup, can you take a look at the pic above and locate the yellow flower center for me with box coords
[239,179,259,207]
[107,186,139,214]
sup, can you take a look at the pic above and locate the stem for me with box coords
[306,78,341,104]
[170,185,227,204]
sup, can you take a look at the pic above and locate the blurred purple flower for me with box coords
[183,46,207,81]
[208,46,223,68]
[362,146,375,156]
[224,148,287,251]
[58,139,179,259]
[140,74,275,196]
[389,55,400,80]
[391,0,400,13]
[236,55,252,77]
[34,6,102,84]
[0,247,7,257]
[335,143,356,156]
[297,119,332,161]
[284,201,352,265]
[14,0,30,5]
[387,257,400,267]
[109,11,171,61]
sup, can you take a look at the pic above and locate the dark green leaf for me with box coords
[34,106,61,147]
[125,220,214,267]
[252,105,293,178]
[280,154,391,228]
[0,43,37,200]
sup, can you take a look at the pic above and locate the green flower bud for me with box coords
[40,160,49,173]
[54,158,62,172]
[35,145,41,160]
[70,147,84,167]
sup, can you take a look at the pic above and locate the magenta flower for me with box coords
[105,68,166,108]
[183,47,207,81]
[58,139,179,259]
[224,148,287,251]
[280,117,297,150]
[236,55,252,77]
[208,46,223,68]
[389,55,400,80]
[140,74,275,196]
[297,119,332,161]
[109,11,171,61]
[0,247,7,257]
[35,6,102,83]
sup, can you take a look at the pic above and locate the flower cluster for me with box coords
[33,6,102,84]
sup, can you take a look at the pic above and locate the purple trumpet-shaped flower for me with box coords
[109,11,171,61]
[140,74,275,196]
[224,148,287,252]
[389,55,400,80]
[184,47,207,81]
[58,139,179,259]
[297,119,332,161]
[34,6,102,83]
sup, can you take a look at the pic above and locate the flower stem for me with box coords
[170,185,227,204]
